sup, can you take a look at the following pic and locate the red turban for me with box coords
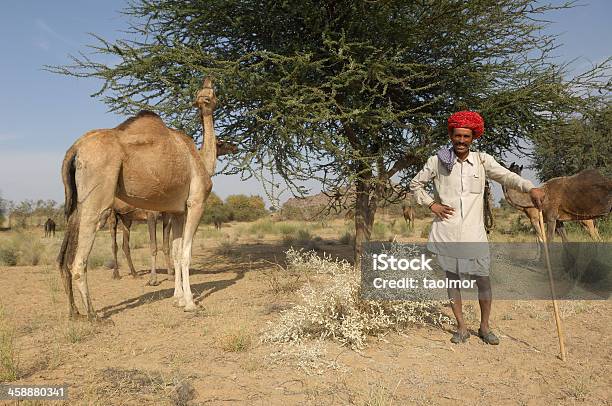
[447,111,484,138]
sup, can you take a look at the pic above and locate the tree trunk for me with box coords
[353,177,378,271]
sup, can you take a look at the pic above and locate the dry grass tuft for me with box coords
[63,321,97,344]
[0,304,20,381]
[363,379,400,406]
[220,327,252,352]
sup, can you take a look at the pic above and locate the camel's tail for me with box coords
[57,148,80,276]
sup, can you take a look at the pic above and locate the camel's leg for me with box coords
[546,219,557,243]
[120,218,138,278]
[71,209,113,321]
[59,256,79,318]
[162,213,173,277]
[146,213,159,286]
[556,221,569,244]
[179,200,205,312]
[581,220,601,241]
[110,213,121,279]
[171,214,185,305]
[526,209,544,259]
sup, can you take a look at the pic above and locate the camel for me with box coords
[109,141,237,285]
[401,202,415,229]
[44,218,56,237]
[57,78,220,320]
[502,163,611,243]
[108,199,171,285]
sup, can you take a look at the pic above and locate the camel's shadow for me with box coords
[99,267,246,318]
[97,250,274,318]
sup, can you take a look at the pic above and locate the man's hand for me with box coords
[430,202,455,220]
[529,187,545,210]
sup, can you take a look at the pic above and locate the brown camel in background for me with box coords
[402,202,415,229]
[44,218,56,237]
[503,163,611,243]
[58,78,220,320]
[108,199,171,285]
[109,140,237,285]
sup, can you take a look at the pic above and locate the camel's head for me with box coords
[216,140,238,157]
[194,77,217,114]
[508,162,523,175]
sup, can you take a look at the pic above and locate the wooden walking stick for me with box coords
[538,210,567,361]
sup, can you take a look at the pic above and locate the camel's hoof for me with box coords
[172,298,184,308]
[183,303,197,312]
[146,280,160,287]
[112,272,121,280]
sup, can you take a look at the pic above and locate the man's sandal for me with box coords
[450,330,470,344]
[478,329,500,345]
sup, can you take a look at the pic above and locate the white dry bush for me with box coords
[264,247,451,349]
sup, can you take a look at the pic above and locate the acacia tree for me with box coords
[531,103,611,180]
[50,0,609,266]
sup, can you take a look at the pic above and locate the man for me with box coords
[409,111,545,345]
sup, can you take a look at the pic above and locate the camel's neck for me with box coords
[502,185,533,209]
[200,111,217,175]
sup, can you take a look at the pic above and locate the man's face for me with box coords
[449,128,474,155]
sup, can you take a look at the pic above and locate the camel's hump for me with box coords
[116,110,166,131]
[116,110,172,145]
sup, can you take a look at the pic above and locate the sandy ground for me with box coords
[0,218,610,405]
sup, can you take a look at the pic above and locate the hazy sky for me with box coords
[0,1,610,207]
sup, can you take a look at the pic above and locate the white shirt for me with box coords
[409,151,535,245]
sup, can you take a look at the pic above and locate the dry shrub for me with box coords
[216,236,235,255]
[63,321,96,344]
[263,248,450,349]
[0,232,52,266]
[339,231,355,245]
[220,328,252,352]
[263,267,303,294]
[420,222,432,238]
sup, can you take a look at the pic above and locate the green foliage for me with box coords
[201,193,232,224]
[201,193,268,224]
[532,104,612,180]
[225,195,267,222]
[4,199,63,229]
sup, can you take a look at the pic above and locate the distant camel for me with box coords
[502,163,611,243]
[58,78,220,320]
[44,218,56,237]
[109,141,237,285]
[402,203,415,229]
